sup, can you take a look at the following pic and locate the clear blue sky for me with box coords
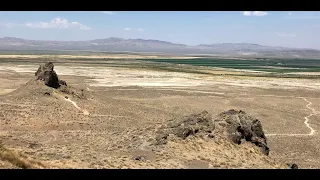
[0,11,320,49]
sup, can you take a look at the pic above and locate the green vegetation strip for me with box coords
[138,58,320,73]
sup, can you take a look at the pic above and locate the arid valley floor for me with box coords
[1,55,320,169]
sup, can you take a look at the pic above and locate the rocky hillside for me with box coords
[0,62,298,169]
[1,109,294,169]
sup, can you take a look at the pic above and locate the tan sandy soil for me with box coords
[0,57,320,168]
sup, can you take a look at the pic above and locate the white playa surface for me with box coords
[1,64,320,90]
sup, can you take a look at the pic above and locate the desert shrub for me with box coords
[0,141,42,169]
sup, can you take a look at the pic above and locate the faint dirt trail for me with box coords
[265,97,318,137]
[64,98,89,115]
[64,97,127,118]
[152,89,319,137]
[63,88,319,137]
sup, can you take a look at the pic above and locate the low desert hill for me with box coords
[0,62,297,169]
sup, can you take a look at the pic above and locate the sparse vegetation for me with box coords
[139,58,320,74]
[0,140,45,169]
[0,55,319,169]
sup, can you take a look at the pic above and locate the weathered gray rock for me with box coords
[35,62,67,89]
[214,109,269,155]
[35,62,60,88]
[154,110,215,145]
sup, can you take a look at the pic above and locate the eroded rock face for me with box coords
[154,109,270,155]
[214,109,269,155]
[35,62,61,89]
[154,110,215,145]
[35,62,68,89]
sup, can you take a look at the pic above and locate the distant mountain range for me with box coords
[1,37,320,58]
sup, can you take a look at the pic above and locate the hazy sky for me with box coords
[0,11,320,49]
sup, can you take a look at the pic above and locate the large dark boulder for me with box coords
[153,109,270,156]
[154,110,215,145]
[214,109,269,155]
[153,109,269,155]
[35,62,66,89]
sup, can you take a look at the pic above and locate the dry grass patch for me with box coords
[0,140,47,169]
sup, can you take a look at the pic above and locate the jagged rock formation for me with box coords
[154,110,214,145]
[214,109,269,155]
[154,109,269,156]
[35,62,65,89]
[0,62,88,101]
[32,62,85,99]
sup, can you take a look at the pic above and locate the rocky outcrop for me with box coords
[154,110,215,145]
[214,109,269,155]
[154,109,270,156]
[31,62,88,99]
[35,62,66,89]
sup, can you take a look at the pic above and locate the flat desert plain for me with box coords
[1,55,320,168]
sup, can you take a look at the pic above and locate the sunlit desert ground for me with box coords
[1,56,320,168]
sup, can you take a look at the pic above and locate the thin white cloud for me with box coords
[243,11,252,16]
[276,32,296,38]
[124,28,144,32]
[288,12,293,16]
[101,11,115,15]
[242,11,268,17]
[25,17,91,30]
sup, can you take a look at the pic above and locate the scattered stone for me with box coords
[28,142,41,149]
[134,155,146,161]
[154,133,168,145]
[81,89,84,97]
[131,149,156,162]
[58,85,86,99]
[59,80,67,86]
[208,133,215,138]
[44,92,51,96]
[287,163,298,169]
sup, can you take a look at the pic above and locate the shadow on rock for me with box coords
[154,109,270,156]
[214,109,269,155]
[34,62,87,99]
[35,62,62,89]
[154,110,215,145]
